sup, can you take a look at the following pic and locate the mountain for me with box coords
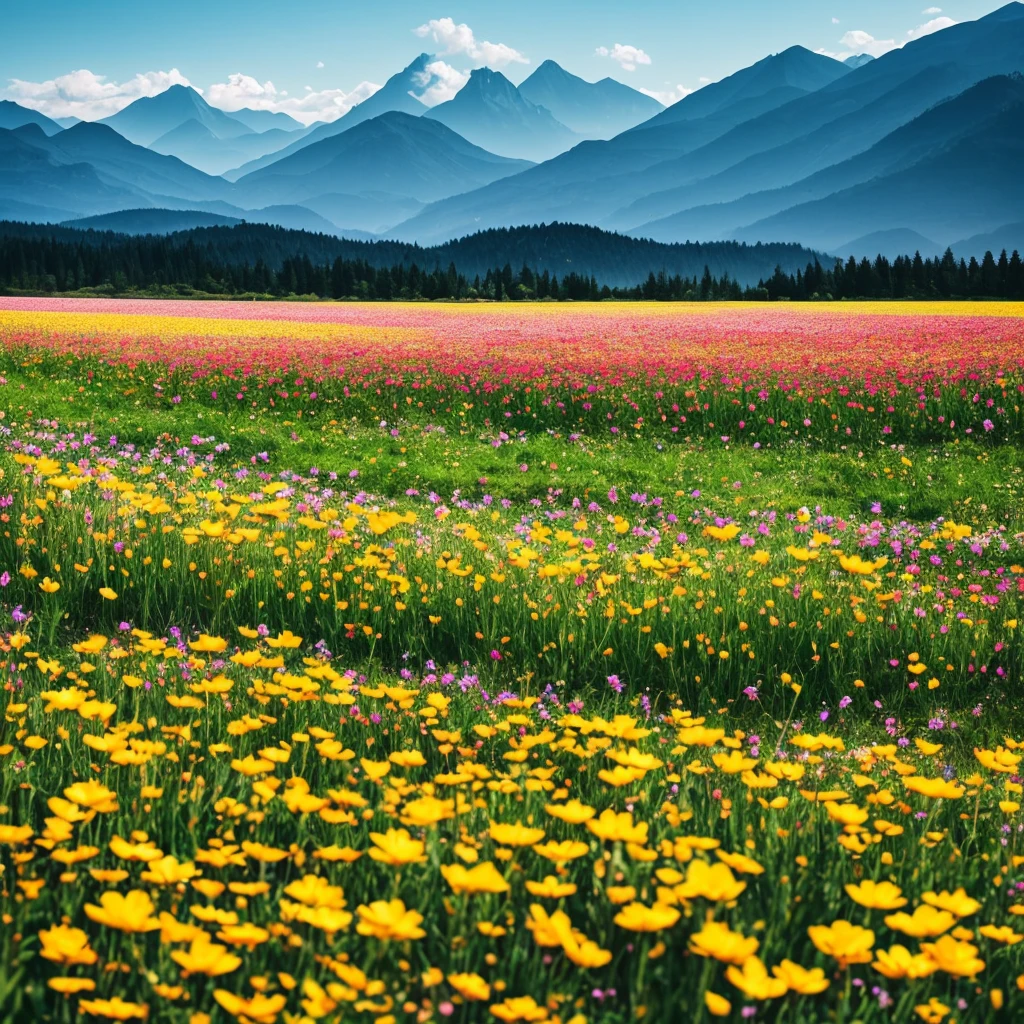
[41,121,233,203]
[99,85,251,146]
[953,222,1024,257]
[148,118,308,175]
[517,60,663,138]
[235,110,532,209]
[733,99,1024,251]
[836,228,942,260]
[224,54,441,179]
[62,208,242,233]
[388,47,856,243]
[53,117,82,129]
[628,74,1024,242]
[632,45,849,131]
[0,125,141,221]
[389,8,1024,245]
[223,108,304,133]
[844,54,875,69]
[422,68,578,162]
[299,192,425,235]
[0,100,63,136]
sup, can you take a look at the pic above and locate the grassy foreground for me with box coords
[1,300,1024,1024]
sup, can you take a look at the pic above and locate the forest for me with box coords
[0,220,1022,300]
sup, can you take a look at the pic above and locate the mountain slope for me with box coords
[148,118,308,176]
[235,110,532,207]
[99,85,251,146]
[953,222,1024,257]
[224,54,440,179]
[390,8,1024,244]
[624,74,1024,240]
[0,100,63,136]
[224,108,304,133]
[517,61,663,138]
[733,100,1024,251]
[0,126,141,220]
[421,68,578,162]
[41,121,233,202]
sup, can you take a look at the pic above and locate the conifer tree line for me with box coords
[0,224,1021,300]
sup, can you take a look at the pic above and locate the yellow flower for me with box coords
[368,828,427,866]
[488,821,546,847]
[525,875,578,898]
[807,920,874,967]
[448,972,491,1001]
[921,888,981,918]
[98,587,118,600]
[441,861,510,896]
[689,920,759,964]
[725,956,788,1000]
[845,879,907,910]
[884,905,956,938]
[979,924,1024,945]
[170,937,242,977]
[586,808,648,844]
[920,935,986,977]
[213,990,287,1024]
[38,924,98,966]
[872,944,938,980]
[704,991,732,1017]
[613,901,680,932]
[84,890,160,933]
[771,960,829,995]
[903,776,965,800]
[355,899,426,940]
[78,996,148,1020]
[674,859,747,902]
[488,995,549,1022]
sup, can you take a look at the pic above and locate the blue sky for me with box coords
[2,0,1012,123]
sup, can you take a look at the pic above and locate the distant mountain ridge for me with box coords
[1,4,1022,255]
[516,60,663,139]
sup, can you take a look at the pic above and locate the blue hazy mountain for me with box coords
[148,118,309,175]
[99,85,251,146]
[223,108,304,133]
[952,221,1024,257]
[514,60,662,139]
[628,74,1024,242]
[422,68,578,161]
[388,46,855,242]
[224,54,445,179]
[844,54,876,69]
[235,110,532,208]
[0,125,141,220]
[733,99,1024,251]
[389,7,1024,244]
[0,100,64,136]
[835,228,942,260]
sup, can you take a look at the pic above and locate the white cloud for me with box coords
[640,84,692,105]
[906,15,956,40]
[832,16,840,24]
[206,72,381,125]
[4,68,194,120]
[838,29,898,56]
[832,13,956,60]
[316,61,324,69]
[595,43,652,72]
[922,6,942,13]
[410,60,469,107]
[699,76,711,83]
[413,17,527,68]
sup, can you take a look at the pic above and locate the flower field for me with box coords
[2,299,1024,1024]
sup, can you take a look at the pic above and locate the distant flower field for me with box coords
[1,299,1024,1024]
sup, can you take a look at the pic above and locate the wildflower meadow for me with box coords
[2,297,1024,1024]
